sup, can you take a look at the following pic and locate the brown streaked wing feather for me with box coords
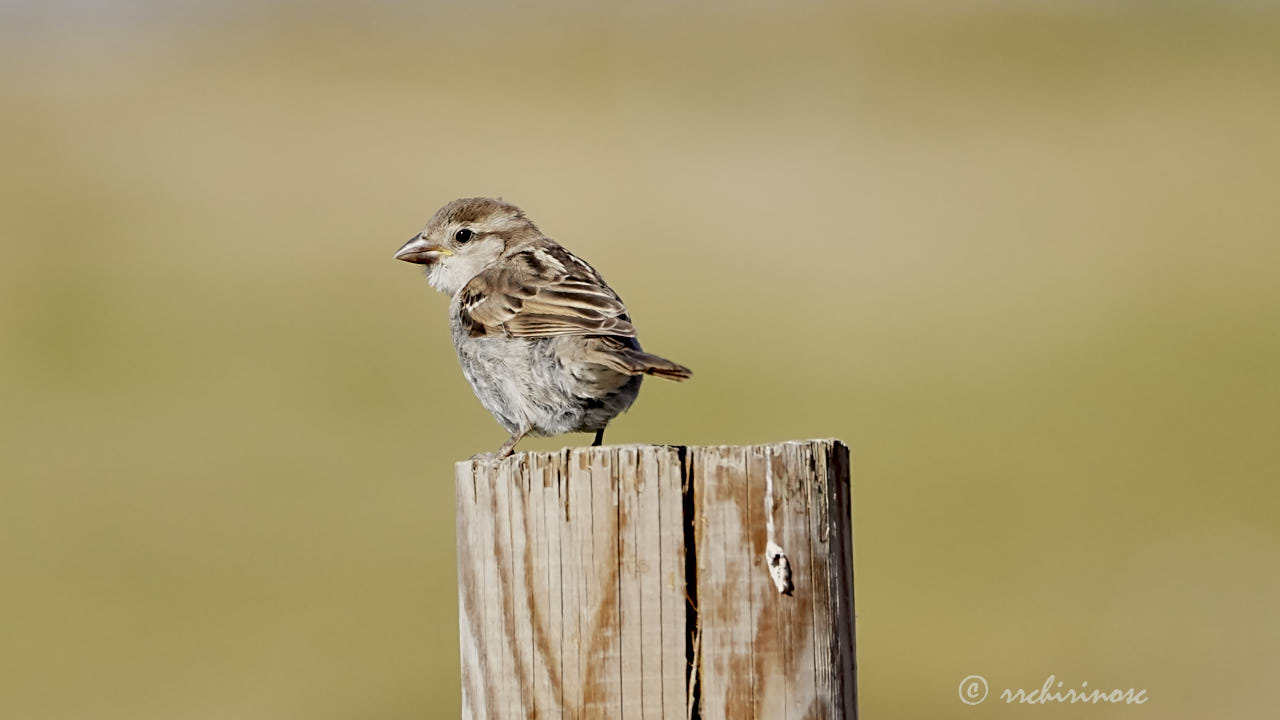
[458,243,637,339]
[505,313,636,338]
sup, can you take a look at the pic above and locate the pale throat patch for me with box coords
[427,235,503,295]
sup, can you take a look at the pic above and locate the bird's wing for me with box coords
[457,243,637,339]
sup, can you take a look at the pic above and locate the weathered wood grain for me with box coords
[455,439,855,719]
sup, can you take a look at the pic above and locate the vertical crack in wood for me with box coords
[687,623,702,720]
[561,448,572,523]
[679,446,701,720]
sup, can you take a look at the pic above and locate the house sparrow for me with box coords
[394,197,691,458]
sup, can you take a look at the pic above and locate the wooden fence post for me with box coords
[454,439,856,719]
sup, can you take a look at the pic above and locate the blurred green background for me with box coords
[2,1,1278,717]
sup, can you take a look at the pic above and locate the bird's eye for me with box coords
[454,228,473,244]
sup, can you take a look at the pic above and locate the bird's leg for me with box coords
[497,429,528,458]
[592,429,605,447]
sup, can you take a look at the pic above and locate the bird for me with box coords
[394,197,691,458]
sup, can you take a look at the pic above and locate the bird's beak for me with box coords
[394,236,454,264]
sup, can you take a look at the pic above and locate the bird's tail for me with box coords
[604,348,693,381]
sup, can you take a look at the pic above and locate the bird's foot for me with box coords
[494,430,528,459]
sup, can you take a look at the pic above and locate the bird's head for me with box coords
[394,197,539,295]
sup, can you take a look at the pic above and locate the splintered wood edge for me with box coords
[454,440,848,473]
